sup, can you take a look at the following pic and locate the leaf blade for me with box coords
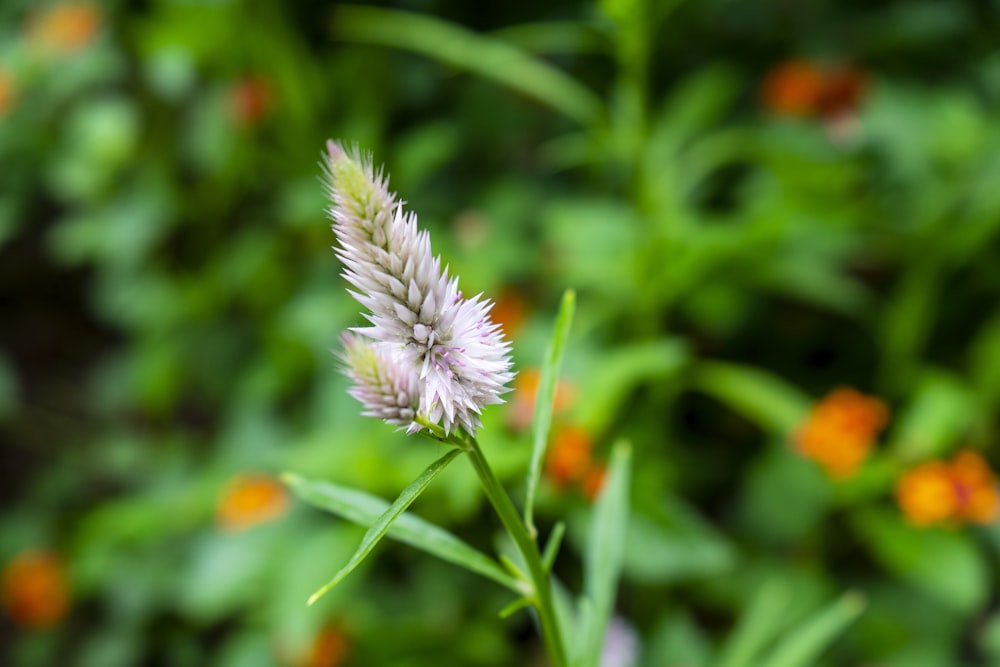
[297,448,464,605]
[715,580,792,667]
[525,289,576,534]
[691,361,810,435]
[331,6,603,126]
[283,471,522,593]
[757,591,866,667]
[578,440,632,667]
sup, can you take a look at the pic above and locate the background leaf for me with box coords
[331,5,603,126]
[578,441,632,667]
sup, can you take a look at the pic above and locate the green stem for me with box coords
[461,435,569,667]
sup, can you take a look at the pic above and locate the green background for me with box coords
[3,0,1000,665]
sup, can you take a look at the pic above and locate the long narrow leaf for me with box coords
[490,21,606,55]
[301,448,463,605]
[541,521,566,572]
[283,471,521,594]
[691,361,810,435]
[757,592,866,667]
[525,289,576,534]
[715,580,791,667]
[578,440,632,667]
[331,6,603,126]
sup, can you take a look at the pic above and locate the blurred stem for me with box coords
[459,434,569,667]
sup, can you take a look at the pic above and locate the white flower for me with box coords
[325,141,514,436]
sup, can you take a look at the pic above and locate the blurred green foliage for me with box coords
[2,0,1000,666]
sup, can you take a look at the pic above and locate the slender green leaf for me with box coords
[499,596,533,619]
[853,507,988,614]
[578,440,632,667]
[297,448,463,605]
[715,580,792,667]
[576,338,689,434]
[542,521,566,572]
[331,6,603,126]
[622,496,734,584]
[499,554,528,583]
[878,258,942,392]
[525,289,576,534]
[888,369,976,461]
[691,361,810,435]
[643,611,713,667]
[551,577,579,660]
[283,470,521,594]
[969,310,1000,411]
[574,595,595,666]
[490,21,606,55]
[757,592,866,667]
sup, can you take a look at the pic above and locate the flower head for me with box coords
[2,550,69,629]
[26,2,101,57]
[896,450,999,527]
[300,625,349,667]
[762,60,828,117]
[794,387,888,478]
[216,473,290,532]
[325,141,513,436]
[762,60,867,118]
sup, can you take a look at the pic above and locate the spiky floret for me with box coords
[341,333,421,432]
[325,141,514,436]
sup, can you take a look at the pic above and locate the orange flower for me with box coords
[228,76,272,128]
[895,461,958,527]
[794,387,888,478]
[762,60,827,117]
[26,2,101,57]
[491,288,527,339]
[299,625,349,667]
[2,551,70,629]
[762,60,866,118]
[216,473,290,532]
[0,69,14,118]
[508,368,576,432]
[951,451,1000,523]
[546,425,592,488]
[897,451,999,527]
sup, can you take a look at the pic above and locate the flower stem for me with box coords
[460,434,569,667]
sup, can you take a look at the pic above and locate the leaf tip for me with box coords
[307,579,338,606]
[611,438,633,463]
[841,590,867,615]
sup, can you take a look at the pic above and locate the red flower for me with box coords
[228,77,272,128]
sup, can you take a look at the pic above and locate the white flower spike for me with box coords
[325,141,514,436]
